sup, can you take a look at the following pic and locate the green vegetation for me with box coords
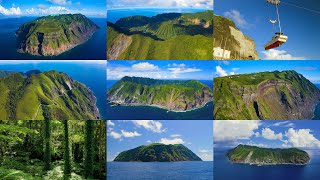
[107,11,213,60]
[16,14,99,56]
[114,143,202,162]
[227,145,310,165]
[0,70,99,120]
[107,76,213,111]
[214,70,320,120]
[0,120,106,179]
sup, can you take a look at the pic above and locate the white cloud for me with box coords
[37,4,47,10]
[214,120,261,142]
[262,49,305,60]
[0,5,22,15]
[107,120,115,126]
[223,10,248,28]
[215,66,228,77]
[146,140,152,143]
[198,153,213,161]
[199,149,209,153]
[284,128,320,148]
[120,130,141,138]
[255,132,260,137]
[245,141,268,148]
[230,72,235,75]
[131,120,165,133]
[261,128,283,140]
[158,138,185,145]
[40,6,71,15]
[132,62,159,71]
[109,131,122,139]
[269,121,295,128]
[171,134,181,138]
[47,0,71,6]
[26,8,35,14]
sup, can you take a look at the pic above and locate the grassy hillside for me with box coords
[114,143,202,162]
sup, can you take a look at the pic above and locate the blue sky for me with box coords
[107,0,213,9]
[0,0,106,17]
[214,60,320,83]
[107,60,215,80]
[215,0,320,60]
[107,120,213,161]
[214,120,320,151]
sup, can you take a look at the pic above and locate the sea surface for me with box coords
[215,148,320,180]
[0,17,106,60]
[0,62,107,119]
[107,161,213,180]
[107,8,209,23]
[106,80,213,120]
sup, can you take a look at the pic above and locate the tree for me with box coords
[44,119,51,171]
[64,120,71,178]
[84,120,94,178]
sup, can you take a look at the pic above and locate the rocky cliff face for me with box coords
[107,76,213,112]
[114,143,202,162]
[16,14,99,56]
[228,145,310,165]
[214,70,320,120]
[213,15,258,59]
[0,70,100,120]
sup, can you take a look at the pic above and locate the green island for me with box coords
[107,76,213,112]
[107,11,213,60]
[16,14,99,56]
[0,70,100,120]
[0,120,106,179]
[213,14,258,59]
[227,145,310,165]
[114,143,202,162]
[214,70,320,120]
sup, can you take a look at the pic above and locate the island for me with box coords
[227,145,310,165]
[107,76,213,112]
[0,70,100,120]
[107,10,213,60]
[114,143,202,162]
[16,14,99,56]
[214,70,320,120]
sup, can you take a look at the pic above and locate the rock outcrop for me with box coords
[16,14,99,56]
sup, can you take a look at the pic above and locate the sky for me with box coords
[107,60,215,80]
[215,0,320,60]
[0,0,106,17]
[214,60,320,84]
[214,120,320,152]
[107,120,213,161]
[107,0,213,9]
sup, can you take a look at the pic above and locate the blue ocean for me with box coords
[107,8,208,23]
[215,148,320,180]
[107,161,214,180]
[0,62,107,119]
[0,17,106,60]
[106,80,213,120]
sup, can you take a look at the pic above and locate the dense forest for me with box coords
[0,120,106,179]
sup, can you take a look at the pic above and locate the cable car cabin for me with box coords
[264,33,288,50]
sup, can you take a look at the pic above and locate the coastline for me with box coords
[228,158,310,166]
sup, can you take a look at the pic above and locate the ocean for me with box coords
[107,8,209,23]
[107,161,214,180]
[106,80,213,120]
[215,148,320,180]
[0,17,106,60]
[0,62,107,119]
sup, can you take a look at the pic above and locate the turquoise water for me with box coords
[0,17,106,60]
[0,62,107,119]
[215,148,320,180]
[107,161,213,180]
[106,80,213,120]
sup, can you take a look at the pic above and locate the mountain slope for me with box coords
[107,11,213,60]
[0,70,100,120]
[16,14,99,56]
[213,15,258,59]
[227,145,310,165]
[214,70,320,120]
[107,76,213,112]
[114,143,202,162]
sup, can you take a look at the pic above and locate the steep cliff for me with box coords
[213,15,258,59]
[114,143,202,162]
[16,14,99,56]
[0,70,100,120]
[107,76,213,112]
[214,70,320,120]
[228,145,310,165]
